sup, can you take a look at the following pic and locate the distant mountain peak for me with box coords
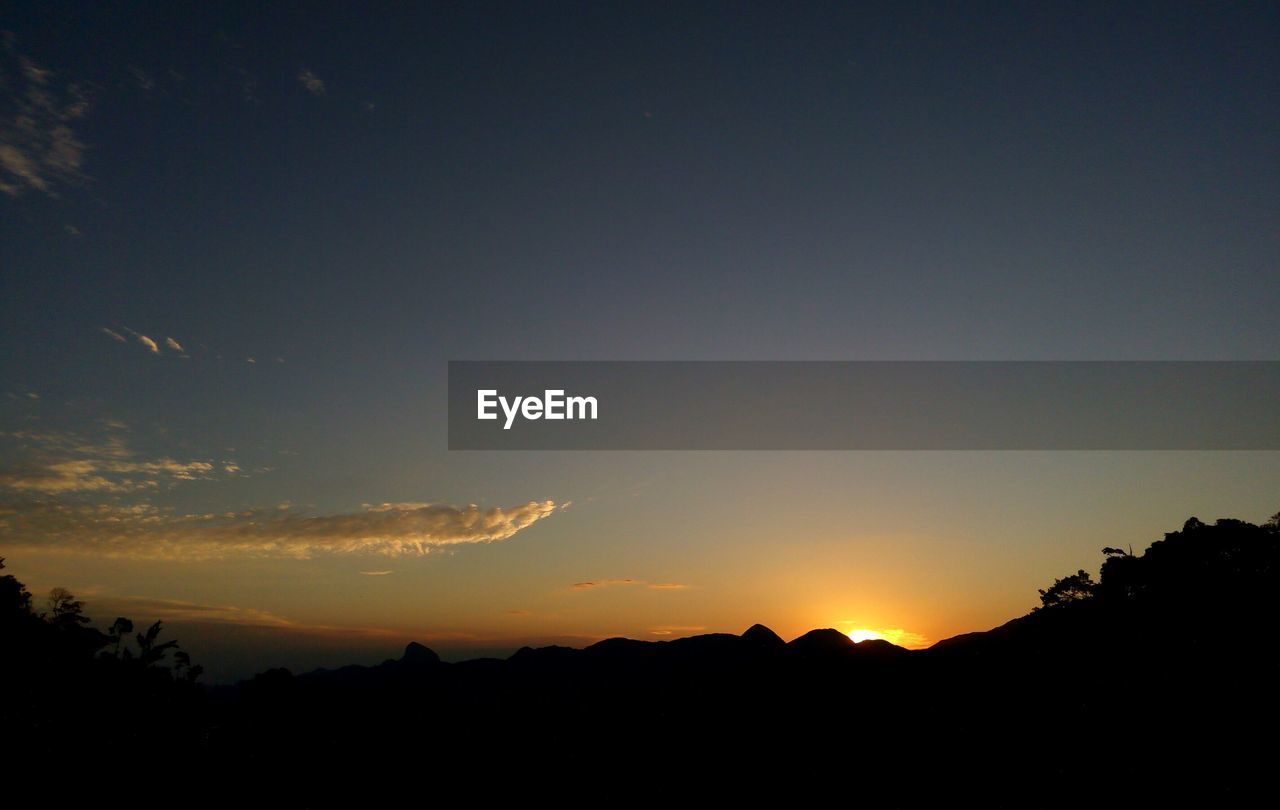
[741,623,785,647]
[787,628,856,656]
[402,642,440,665]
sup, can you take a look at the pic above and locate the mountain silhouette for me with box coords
[741,622,786,648]
[400,640,440,666]
[5,513,1278,801]
[785,627,858,658]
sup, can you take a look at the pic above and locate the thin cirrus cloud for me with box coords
[0,458,217,494]
[85,595,296,628]
[868,628,929,648]
[0,429,226,494]
[0,36,90,197]
[649,625,706,636]
[571,579,689,591]
[117,326,159,354]
[80,594,408,642]
[297,69,325,96]
[102,327,266,363]
[0,499,562,560]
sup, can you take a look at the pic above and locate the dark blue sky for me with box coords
[1,2,1277,678]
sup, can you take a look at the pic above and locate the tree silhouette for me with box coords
[47,587,89,627]
[108,617,134,659]
[1035,569,1096,610]
[0,557,33,616]
[173,650,204,683]
[135,620,179,667]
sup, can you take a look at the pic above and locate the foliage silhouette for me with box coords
[0,565,205,773]
[1035,569,1097,609]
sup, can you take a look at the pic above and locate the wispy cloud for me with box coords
[127,66,155,92]
[0,455,218,493]
[0,499,561,560]
[873,628,928,648]
[571,578,689,591]
[0,34,90,197]
[0,428,226,493]
[102,327,278,364]
[297,69,325,96]
[119,326,160,354]
[649,625,705,636]
[86,595,295,627]
[2,428,131,459]
[359,570,393,576]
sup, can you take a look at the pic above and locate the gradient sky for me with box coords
[2,2,1277,681]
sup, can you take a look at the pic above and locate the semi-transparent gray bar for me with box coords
[448,361,1280,450]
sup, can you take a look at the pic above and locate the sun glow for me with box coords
[843,626,930,647]
[847,629,884,643]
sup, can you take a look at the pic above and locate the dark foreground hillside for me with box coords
[4,515,1279,803]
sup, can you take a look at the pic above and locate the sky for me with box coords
[1,2,1277,681]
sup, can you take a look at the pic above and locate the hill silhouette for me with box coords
[4,513,1279,801]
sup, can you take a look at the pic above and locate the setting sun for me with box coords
[848,629,884,643]
[843,627,930,647]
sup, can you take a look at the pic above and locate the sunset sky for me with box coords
[2,2,1277,681]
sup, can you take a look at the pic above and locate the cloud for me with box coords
[0,459,131,493]
[0,35,90,197]
[874,628,929,648]
[86,595,294,627]
[297,69,325,96]
[572,578,635,589]
[3,428,131,459]
[233,66,259,103]
[165,337,184,352]
[649,625,705,636]
[0,499,560,560]
[360,570,393,576]
[101,327,126,342]
[0,457,217,493]
[0,429,225,493]
[126,67,157,92]
[571,578,689,591]
[118,326,160,354]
